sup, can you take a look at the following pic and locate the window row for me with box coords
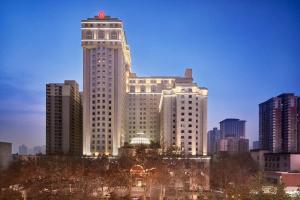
[91,145,112,150]
[85,30,119,40]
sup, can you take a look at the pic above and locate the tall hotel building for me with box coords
[259,93,300,153]
[81,13,131,156]
[46,80,82,155]
[81,13,208,156]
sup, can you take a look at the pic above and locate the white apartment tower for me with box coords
[160,77,208,156]
[81,12,207,156]
[81,12,131,155]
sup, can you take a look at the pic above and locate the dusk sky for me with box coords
[0,0,299,153]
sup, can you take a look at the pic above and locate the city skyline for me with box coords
[1,0,300,153]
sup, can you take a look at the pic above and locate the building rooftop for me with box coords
[264,152,300,155]
[81,15,122,22]
[129,75,180,79]
[219,118,246,123]
[250,149,270,152]
[277,93,296,97]
[259,93,298,105]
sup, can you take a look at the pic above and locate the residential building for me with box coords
[220,118,246,138]
[264,153,300,172]
[264,172,300,191]
[46,80,82,155]
[259,93,299,153]
[33,146,43,155]
[250,149,270,170]
[207,127,220,155]
[18,144,28,155]
[0,142,12,170]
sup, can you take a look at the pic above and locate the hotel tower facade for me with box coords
[81,13,131,155]
[81,13,208,156]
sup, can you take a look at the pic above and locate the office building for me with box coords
[207,128,220,155]
[46,80,82,155]
[217,137,249,154]
[238,138,249,152]
[81,13,208,156]
[215,118,249,154]
[250,149,270,170]
[253,141,260,150]
[220,118,246,138]
[0,142,12,170]
[259,93,299,153]
[32,146,44,155]
[19,144,28,155]
[41,145,46,154]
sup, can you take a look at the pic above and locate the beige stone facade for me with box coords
[81,15,131,156]
[81,14,208,156]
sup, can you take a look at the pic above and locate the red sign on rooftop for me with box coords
[98,11,105,19]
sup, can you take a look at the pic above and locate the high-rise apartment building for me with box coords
[207,128,220,155]
[81,13,208,156]
[46,80,82,155]
[19,144,28,155]
[81,13,131,156]
[220,118,246,138]
[0,142,12,170]
[259,93,299,153]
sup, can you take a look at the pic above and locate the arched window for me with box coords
[98,30,105,39]
[86,30,93,39]
[110,31,118,39]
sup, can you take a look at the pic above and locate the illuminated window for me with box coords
[151,85,156,92]
[130,86,135,92]
[140,85,146,92]
[111,31,118,39]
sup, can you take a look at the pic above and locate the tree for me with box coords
[273,183,291,200]
[0,189,22,200]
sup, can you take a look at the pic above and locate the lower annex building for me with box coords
[127,69,208,156]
